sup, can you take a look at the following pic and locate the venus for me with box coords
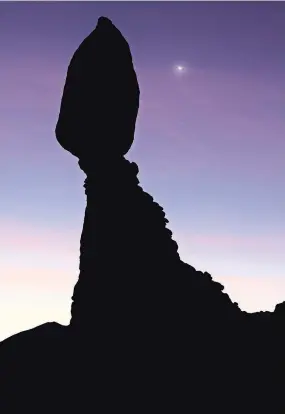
[174,64,186,75]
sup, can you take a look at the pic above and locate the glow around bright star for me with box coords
[173,64,187,75]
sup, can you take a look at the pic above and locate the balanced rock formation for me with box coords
[0,16,284,413]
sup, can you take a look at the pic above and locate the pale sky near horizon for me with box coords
[1,2,285,341]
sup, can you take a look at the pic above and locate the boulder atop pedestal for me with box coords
[56,16,140,159]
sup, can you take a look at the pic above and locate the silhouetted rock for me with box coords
[56,16,139,159]
[0,15,284,414]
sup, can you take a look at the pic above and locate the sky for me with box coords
[1,1,285,341]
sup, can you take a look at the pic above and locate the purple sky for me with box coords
[1,2,285,340]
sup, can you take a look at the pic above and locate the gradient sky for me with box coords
[1,1,285,341]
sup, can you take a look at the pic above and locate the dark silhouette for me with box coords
[0,16,284,413]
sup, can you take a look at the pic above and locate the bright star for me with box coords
[174,64,187,75]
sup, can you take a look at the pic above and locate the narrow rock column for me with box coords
[55,16,141,335]
[69,155,181,334]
